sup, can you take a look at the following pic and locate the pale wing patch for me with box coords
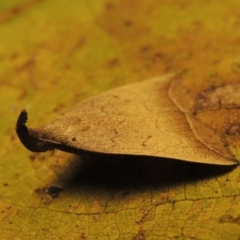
[169,77,240,163]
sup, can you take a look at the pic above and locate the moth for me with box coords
[16,75,238,165]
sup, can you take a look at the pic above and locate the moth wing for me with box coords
[39,75,235,165]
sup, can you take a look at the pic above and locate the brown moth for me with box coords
[16,75,238,165]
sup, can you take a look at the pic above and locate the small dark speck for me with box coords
[46,185,63,198]
[64,64,71,70]
[106,3,114,9]
[80,233,87,239]
[140,45,151,53]
[11,7,21,15]
[29,153,38,161]
[124,20,133,26]
[106,58,120,68]
[72,137,76,141]
[3,183,8,187]
[11,52,19,60]
[34,188,44,194]
[53,103,65,113]
[153,52,163,62]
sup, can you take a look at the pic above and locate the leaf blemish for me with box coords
[46,185,63,198]
[226,123,240,136]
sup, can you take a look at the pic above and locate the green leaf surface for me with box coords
[1,0,240,239]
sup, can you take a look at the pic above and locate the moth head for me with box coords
[16,110,54,152]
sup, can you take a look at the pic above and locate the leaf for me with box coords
[16,74,238,165]
[1,0,240,239]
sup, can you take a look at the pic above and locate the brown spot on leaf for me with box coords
[152,52,163,62]
[0,0,45,23]
[10,52,19,60]
[18,89,28,100]
[34,187,45,194]
[106,58,120,68]
[142,135,152,146]
[17,58,35,72]
[226,123,240,136]
[52,103,65,113]
[29,153,39,161]
[220,214,240,224]
[106,3,114,10]
[64,64,71,70]
[140,45,151,53]
[80,233,87,240]
[124,20,133,26]
[92,214,100,221]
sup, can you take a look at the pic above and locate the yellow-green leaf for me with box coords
[1,1,240,239]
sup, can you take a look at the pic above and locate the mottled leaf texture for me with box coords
[16,75,238,165]
[2,1,240,239]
